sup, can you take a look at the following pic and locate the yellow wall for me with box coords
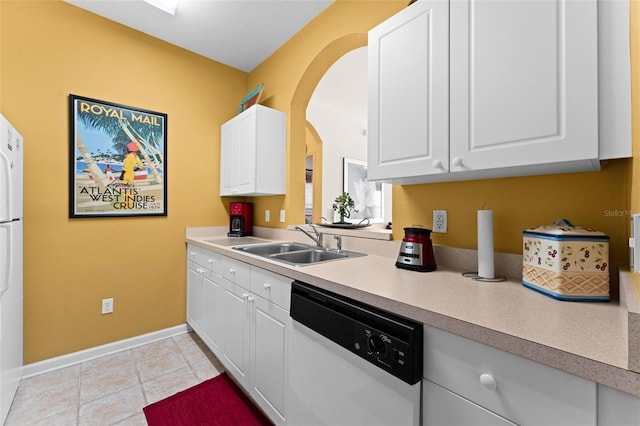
[248,0,406,227]
[1,1,247,363]
[394,163,631,264]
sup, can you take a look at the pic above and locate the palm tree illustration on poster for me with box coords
[69,94,167,217]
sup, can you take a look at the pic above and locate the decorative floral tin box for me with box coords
[522,219,609,302]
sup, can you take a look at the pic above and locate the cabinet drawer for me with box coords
[219,256,251,286]
[423,379,516,426]
[186,244,215,269]
[250,267,292,310]
[423,325,596,425]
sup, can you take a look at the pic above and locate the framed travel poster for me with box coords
[69,94,167,218]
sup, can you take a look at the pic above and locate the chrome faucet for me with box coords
[334,235,342,253]
[295,224,323,248]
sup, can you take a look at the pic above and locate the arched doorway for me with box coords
[288,34,367,225]
[305,121,323,223]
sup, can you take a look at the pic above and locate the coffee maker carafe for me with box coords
[228,202,253,237]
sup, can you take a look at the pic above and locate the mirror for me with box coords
[306,47,392,225]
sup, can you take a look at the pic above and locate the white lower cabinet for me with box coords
[422,325,596,426]
[186,258,204,332]
[186,245,290,425]
[423,379,515,426]
[597,384,640,426]
[186,245,224,354]
[186,245,210,335]
[250,293,289,424]
[222,280,252,389]
[200,272,225,354]
[221,264,291,425]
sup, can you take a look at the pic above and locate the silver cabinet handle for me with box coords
[263,283,271,290]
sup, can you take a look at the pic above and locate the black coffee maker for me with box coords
[228,202,253,237]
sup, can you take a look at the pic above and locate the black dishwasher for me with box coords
[290,280,423,385]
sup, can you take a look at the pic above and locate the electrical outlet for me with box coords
[280,210,286,223]
[433,210,448,233]
[265,210,270,222]
[101,298,114,314]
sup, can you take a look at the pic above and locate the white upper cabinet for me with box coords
[368,0,449,181]
[449,0,598,175]
[220,105,286,196]
[368,0,631,184]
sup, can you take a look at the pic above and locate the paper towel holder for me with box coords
[462,271,506,282]
[463,202,506,282]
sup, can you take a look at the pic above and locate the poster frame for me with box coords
[68,94,168,218]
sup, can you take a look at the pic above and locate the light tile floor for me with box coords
[6,332,225,426]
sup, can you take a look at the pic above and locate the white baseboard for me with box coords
[22,324,190,379]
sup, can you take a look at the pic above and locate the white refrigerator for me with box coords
[0,113,23,424]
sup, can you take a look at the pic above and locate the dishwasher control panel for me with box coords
[290,281,423,385]
[357,324,412,371]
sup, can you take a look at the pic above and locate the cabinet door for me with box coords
[423,379,516,426]
[423,325,596,425]
[220,106,285,196]
[250,296,290,425]
[222,281,251,390]
[368,0,449,181]
[597,384,640,426]
[220,110,257,196]
[185,261,204,333]
[200,272,225,356]
[220,120,237,195]
[234,111,257,195]
[449,0,598,172]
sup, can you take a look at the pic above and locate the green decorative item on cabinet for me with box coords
[237,83,263,114]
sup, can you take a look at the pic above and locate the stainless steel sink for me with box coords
[232,242,365,266]
[234,242,313,256]
[272,249,348,264]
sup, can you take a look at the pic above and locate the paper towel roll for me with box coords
[478,210,495,279]
[327,208,338,224]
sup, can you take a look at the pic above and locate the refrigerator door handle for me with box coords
[0,149,12,222]
[0,223,11,297]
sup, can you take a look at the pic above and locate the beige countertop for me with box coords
[186,227,640,398]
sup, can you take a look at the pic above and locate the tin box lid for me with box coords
[523,218,609,241]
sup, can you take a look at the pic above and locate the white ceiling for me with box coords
[64,0,365,119]
[64,0,334,73]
